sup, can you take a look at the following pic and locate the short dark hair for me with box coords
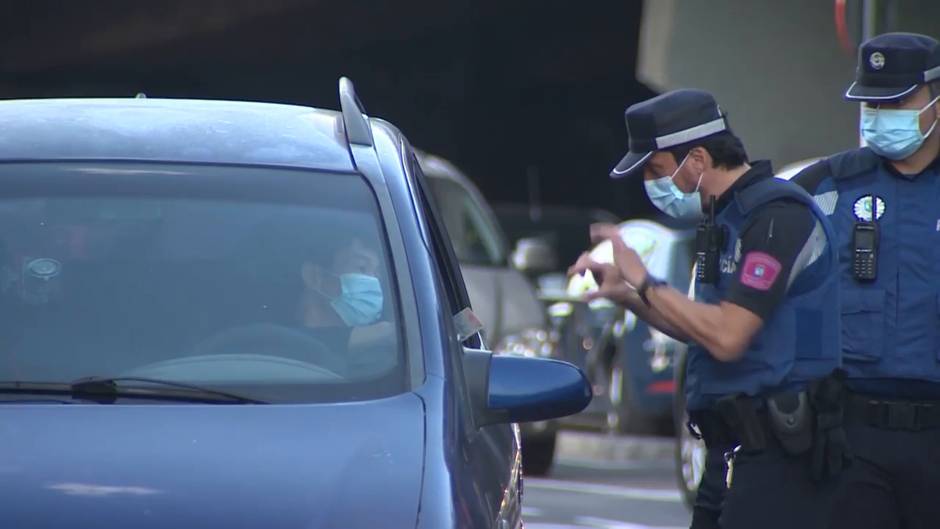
[666,130,749,170]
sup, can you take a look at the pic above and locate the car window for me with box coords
[407,156,482,348]
[424,177,506,267]
[0,163,406,403]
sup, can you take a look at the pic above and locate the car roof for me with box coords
[0,98,357,172]
[775,157,822,181]
[413,149,468,184]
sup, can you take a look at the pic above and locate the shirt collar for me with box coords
[714,160,774,213]
[880,151,940,180]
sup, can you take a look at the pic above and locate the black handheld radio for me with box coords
[695,196,725,284]
[852,194,879,282]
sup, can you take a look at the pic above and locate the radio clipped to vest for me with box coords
[852,194,879,282]
[695,196,727,285]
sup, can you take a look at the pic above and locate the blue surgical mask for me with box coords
[643,154,705,220]
[330,273,384,327]
[861,95,940,160]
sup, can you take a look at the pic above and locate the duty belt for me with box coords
[846,393,940,431]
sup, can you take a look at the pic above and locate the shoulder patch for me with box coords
[740,251,782,291]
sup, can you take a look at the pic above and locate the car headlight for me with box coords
[494,328,554,358]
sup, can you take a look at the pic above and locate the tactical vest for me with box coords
[806,148,940,383]
[686,177,841,410]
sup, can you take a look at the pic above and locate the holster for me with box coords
[807,369,852,482]
[766,391,813,456]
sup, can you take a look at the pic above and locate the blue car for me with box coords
[0,80,591,528]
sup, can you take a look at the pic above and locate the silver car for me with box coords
[417,151,561,475]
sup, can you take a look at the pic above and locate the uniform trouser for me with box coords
[689,439,729,529]
[691,409,837,529]
[719,438,836,529]
[828,419,940,528]
[688,410,732,529]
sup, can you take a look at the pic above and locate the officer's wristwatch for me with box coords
[637,274,667,306]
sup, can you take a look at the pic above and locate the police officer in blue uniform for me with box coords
[571,89,847,529]
[793,32,940,529]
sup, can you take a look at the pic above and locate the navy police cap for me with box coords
[846,32,940,102]
[610,89,727,179]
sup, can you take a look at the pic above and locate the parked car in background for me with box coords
[492,203,619,278]
[672,157,823,508]
[0,79,592,528]
[548,220,695,434]
[417,151,563,476]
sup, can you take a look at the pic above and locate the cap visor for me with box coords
[845,81,919,102]
[609,151,652,179]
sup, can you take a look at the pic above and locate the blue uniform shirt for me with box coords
[685,162,841,410]
[794,148,940,399]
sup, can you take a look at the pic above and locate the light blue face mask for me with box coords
[861,95,940,160]
[643,154,705,221]
[329,273,384,327]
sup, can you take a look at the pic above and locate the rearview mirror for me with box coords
[464,350,591,427]
[510,237,557,275]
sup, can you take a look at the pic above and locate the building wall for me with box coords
[637,0,940,170]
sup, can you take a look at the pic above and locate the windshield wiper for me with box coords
[0,378,265,404]
[71,377,266,404]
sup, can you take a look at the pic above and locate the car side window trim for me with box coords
[402,146,481,348]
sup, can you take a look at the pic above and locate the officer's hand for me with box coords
[590,223,648,288]
[568,253,634,304]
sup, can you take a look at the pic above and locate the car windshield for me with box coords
[425,176,506,267]
[0,163,406,403]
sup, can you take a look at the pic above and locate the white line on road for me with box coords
[575,515,685,529]
[525,524,589,529]
[556,457,672,471]
[525,478,683,503]
[522,506,545,517]
[525,522,684,529]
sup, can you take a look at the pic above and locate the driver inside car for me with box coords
[298,234,395,358]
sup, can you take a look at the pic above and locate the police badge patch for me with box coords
[740,252,782,291]
[853,196,885,222]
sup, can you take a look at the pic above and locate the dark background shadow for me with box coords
[0,0,659,218]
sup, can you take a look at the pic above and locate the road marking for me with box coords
[556,457,672,471]
[525,478,682,503]
[522,506,544,517]
[576,515,685,529]
[526,524,588,529]
[525,522,684,529]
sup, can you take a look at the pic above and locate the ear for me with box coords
[301,262,319,289]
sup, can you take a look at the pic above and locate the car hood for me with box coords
[0,393,425,529]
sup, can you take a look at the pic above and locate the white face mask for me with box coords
[643,154,705,220]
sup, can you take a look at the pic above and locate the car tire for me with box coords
[674,350,705,510]
[521,432,557,476]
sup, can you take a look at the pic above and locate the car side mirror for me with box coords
[510,237,557,274]
[463,349,591,427]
